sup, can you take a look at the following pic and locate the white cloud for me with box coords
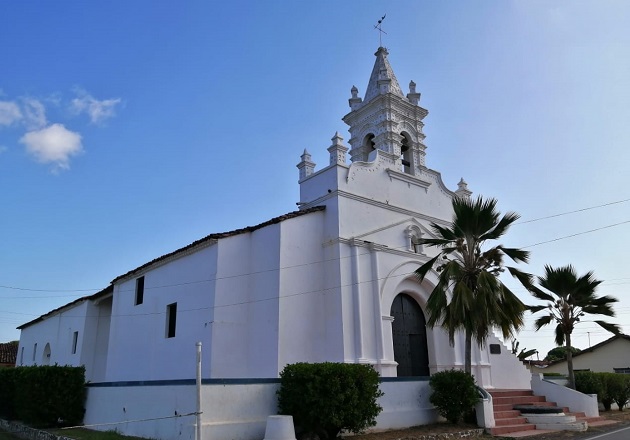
[0,101,23,126]
[21,98,47,129]
[19,123,83,171]
[71,90,121,124]
[0,145,7,154]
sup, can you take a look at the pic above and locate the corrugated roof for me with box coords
[547,334,630,365]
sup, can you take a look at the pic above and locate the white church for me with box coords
[15,47,579,440]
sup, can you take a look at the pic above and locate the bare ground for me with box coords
[346,409,630,440]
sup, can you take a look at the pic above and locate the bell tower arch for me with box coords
[343,47,429,175]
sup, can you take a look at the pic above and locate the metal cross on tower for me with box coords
[374,14,387,47]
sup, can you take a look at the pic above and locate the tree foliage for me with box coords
[526,265,620,389]
[415,196,530,373]
[545,346,581,362]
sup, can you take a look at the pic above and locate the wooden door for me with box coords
[391,294,430,376]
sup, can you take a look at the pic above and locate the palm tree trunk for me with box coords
[566,333,575,389]
[464,330,472,374]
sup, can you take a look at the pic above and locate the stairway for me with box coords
[488,389,607,436]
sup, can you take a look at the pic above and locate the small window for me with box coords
[489,344,501,354]
[72,331,79,354]
[33,343,37,362]
[166,302,177,338]
[614,367,630,374]
[135,276,145,305]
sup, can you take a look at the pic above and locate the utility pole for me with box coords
[196,342,202,440]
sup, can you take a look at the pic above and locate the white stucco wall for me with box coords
[105,245,217,382]
[83,378,437,440]
[17,301,88,368]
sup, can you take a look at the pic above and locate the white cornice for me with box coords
[302,189,451,226]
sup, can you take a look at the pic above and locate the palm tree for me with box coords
[527,265,620,389]
[415,196,531,374]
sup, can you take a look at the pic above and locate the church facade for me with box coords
[16,47,530,439]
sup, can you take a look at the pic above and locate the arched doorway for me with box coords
[42,343,51,366]
[390,293,429,376]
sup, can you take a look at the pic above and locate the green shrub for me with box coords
[277,362,384,439]
[607,374,630,411]
[599,373,618,411]
[575,371,602,396]
[13,365,86,428]
[429,369,479,424]
[0,367,19,419]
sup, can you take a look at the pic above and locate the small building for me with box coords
[0,341,18,368]
[533,335,630,375]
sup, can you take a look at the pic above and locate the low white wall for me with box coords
[486,335,531,389]
[531,374,599,417]
[83,378,439,440]
[374,379,438,430]
[475,388,495,428]
[84,382,197,440]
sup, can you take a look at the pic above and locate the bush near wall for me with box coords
[277,362,384,439]
[575,372,630,411]
[0,365,86,427]
[429,369,479,424]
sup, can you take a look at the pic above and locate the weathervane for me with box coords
[374,14,387,47]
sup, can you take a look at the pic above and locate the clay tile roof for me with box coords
[111,206,326,283]
[0,341,18,364]
[16,207,326,331]
[17,285,113,330]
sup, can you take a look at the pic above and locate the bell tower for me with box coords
[343,47,429,175]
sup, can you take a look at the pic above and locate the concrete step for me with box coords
[494,410,521,419]
[490,423,537,436]
[523,414,577,424]
[489,389,534,398]
[492,395,547,405]
[495,416,528,426]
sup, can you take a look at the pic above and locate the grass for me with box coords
[49,428,149,440]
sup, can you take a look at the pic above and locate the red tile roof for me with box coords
[111,206,325,283]
[0,341,18,365]
[17,285,113,330]
[17,206,326,331]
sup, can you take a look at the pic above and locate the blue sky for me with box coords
[1,1,629,360]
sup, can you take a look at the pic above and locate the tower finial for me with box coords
[373,14,387,47]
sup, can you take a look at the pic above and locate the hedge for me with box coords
[0,365,86,427]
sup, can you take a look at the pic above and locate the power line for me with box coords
[522,220,630,248]
[516,198,630,225]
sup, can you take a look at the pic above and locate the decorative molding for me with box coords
[387,168,431,191]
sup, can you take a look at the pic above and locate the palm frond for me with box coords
[414,255,440,281]
[500,246,530,264]
[534,314,554,331]
[594,320,621,335]
[528,305,548,314]
[554,325,566,346]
